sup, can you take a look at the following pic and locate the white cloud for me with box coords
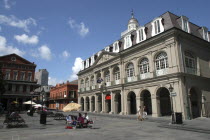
[68,18,89,37]
[14,34,39,45]
[62,50,70,59]
[69,57,83,81]
[4,0,10,9]
[48,77,63,86]
[38,45,52,61]
[0,35,25,56]
[0,14,36,32]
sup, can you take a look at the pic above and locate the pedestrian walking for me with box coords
[143,106,147,120]
[137,106,143,121]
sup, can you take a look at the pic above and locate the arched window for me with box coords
[114,67,120,80]
[185,51,196,70]
[139,58,149,74]
[155,52,168,70]
[90,76,94,86]
[85,78,89,87]
[105,70,110,82]
[96,73,102,84]
[126,63,134,77]
[81,80,84,88]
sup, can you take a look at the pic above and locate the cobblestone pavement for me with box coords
[0,113,210,140]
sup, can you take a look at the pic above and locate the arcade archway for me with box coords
[127,92,136,114]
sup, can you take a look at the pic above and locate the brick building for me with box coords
[49,80,78,110]
[0,53,39,111]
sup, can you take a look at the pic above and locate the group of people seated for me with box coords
[66,113,92,128]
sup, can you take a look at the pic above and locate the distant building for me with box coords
[49,80,78,110]
[34,69,51,107]
[34,85,52,107]
[0,53,39,111]
[35,69,49,86]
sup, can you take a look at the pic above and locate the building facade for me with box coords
[49,80,78,110]
[34,69,51,107]
[0,53,39,111]
[35,69,49,86]
[78,12,210,120]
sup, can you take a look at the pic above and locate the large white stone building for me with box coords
[77,11,210,120]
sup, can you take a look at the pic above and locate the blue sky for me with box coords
[0,0,210,85]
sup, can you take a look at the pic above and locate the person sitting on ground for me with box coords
[83,113,89,124]
[83,113,89,120]
[77,113,84,127]
[66,115,72,125]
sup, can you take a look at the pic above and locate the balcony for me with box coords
[156,68,168,76]
[80,88,85,92]
[140,73,150,80]
[91,85,95,90]
[185,67,197,75]
[86,87,90,91]
[125,76,137,83]
[112,80,120,85]
[106,82,111,87]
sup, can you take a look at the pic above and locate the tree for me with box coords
[0,64,6,102]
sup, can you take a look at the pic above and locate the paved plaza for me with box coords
[0,112,210,140]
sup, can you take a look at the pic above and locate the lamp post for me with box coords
[41,88,45,112]
[40,87,46,124]
[169,84,175,124]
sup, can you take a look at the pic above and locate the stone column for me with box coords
[119,62,124,84]
[78,97,81,111]
[152,95,160,117]
[110,67,113,83]
[136,96,141,114]
[94,95,98,113]
[84,97,87,112]
[148,52,154,77]
[101,93,105,113]
[201,95,206,117]
[110,91,114,114]
[120,90,125,115]
[89,96,92,112]
[133,58,138,77]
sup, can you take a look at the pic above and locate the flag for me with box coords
[97,78,103,83]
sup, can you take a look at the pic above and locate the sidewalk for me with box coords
[66,111,210,134]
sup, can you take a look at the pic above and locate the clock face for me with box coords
[11,57,16,61]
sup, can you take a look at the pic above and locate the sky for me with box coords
[0,0,210,86]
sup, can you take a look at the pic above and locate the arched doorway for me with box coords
[190,88,201,118]
[141,90,152,115]
[81,97,84,111]
[157,87,171,116]
[105,94,111,113]
[114,93,121,114]
[91,96,95,112]
[86,97,90,112]
[127,92,136,114]
[98,95,102,112]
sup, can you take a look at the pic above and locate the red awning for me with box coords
[105,95,111,100]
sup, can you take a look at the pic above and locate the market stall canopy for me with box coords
[11,101,18,104]
[62,103,81,112]
[33,104,46,108]
[23,101,36,105]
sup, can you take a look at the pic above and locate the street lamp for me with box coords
[41,88,45,112]
[169,84,175,124]
[40,87,46,124]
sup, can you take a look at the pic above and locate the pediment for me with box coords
[93,51,119,66]
[0,53,36,65]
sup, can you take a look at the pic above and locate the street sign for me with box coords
[170,92,177,97]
